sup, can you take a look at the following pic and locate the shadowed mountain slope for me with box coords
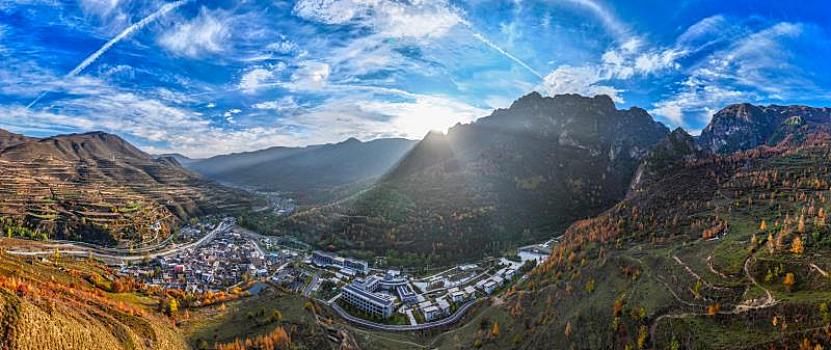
[278,92,670,266]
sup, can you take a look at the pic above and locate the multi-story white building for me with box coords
[341,277,395,318]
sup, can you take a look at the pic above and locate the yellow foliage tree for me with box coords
[760,220,768,231]
[791,236,805,255]
[706,303,721,316]
[168,298,179,314]
[637,325,648,349]
[784,272,796,292]
[491,321,500,338]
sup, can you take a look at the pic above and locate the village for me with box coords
[114,216,553,329]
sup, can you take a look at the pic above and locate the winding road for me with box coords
[3,219,234,264]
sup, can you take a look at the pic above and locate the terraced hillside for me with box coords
[0,129,255,247]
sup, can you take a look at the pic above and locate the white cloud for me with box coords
[289,61,330,90]
[1,92,211,142]
[158,7,230,58]
[633,49,684,75]
[79,0,122,17]
[253,96,300,112]
[266,39,298,54]
[239,68,274,93]
[677,15,728,47]
[293,0,462,41]
[223,108,242,118]
[537,28,683,103]
[539,65,623,102]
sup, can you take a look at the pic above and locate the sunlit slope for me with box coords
[0,245,186,350]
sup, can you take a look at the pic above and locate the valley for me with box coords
[5,96,831,350]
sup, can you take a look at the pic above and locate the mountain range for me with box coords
[184,137,417,203]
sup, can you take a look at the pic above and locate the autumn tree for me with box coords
[784,272,796,292]
[791,236,805,255]
[707,303,721,316]
[637,325,648,349]
[491,321,500,338]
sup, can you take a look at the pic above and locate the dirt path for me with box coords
[673,255,731,291]
[650,251,778,349]
[706,255,732,279]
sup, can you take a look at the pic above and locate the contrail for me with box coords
[459,20,543,80]
[27,0,189,109]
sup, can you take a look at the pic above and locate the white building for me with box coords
[437,298,451,315]
[341,277,395,319]
[483,280,498,294]
[422,305,441,321]
[450,291,466,303]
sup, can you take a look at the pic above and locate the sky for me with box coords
[1,0,830,158]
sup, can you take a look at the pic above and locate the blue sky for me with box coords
[1,0,830,157]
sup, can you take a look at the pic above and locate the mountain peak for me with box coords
[0,128,35,151]
[423,129,447,140]
[510,91,545,107]
[507,92,617,112]
[0,130,151,162]
[339,137,362,145]
[699,102,831,153]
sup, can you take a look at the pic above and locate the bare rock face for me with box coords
[698,103,831,154]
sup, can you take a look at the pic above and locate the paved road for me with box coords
[5,220,233,264]
[330,299,482,331]
[303,272,320,297]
